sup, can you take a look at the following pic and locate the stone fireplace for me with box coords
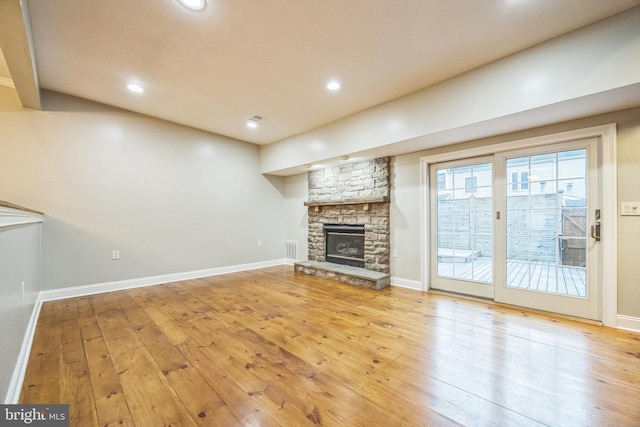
[294,157,391,289]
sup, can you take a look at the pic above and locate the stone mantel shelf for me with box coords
[304,196,389,207]
[0,200,44,228]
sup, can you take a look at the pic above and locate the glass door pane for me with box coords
[504,149,588,297]
[432,161,493,291]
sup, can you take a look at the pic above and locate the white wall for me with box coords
[0,91,286,290]
[389,154,423,283]
[284,173,308,262]
[616,110,640,318]
[0,222,41,402]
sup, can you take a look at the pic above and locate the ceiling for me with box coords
[4,0,640,145]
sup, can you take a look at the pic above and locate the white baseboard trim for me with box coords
[5,259,286,403]
[4,296,43,404]
[39,259,285,302]
[617,315,640,334]
[391,276,423,291]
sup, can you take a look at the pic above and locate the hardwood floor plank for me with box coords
[214,289,460,422]
[83,336,135,426]
[95,309,144,357]
[88,292,127,315]
[178,340,283,426]
[19,266,640,426]
[66,366,99,427]
[112,347,198,427]
[75,296,102,342]
[162,361,239,426]
[128,315,235,424]
[187,318,319,426]
[139,306,191,345]
[19,300,64,403]
[230,288,524,426]
[220,321,417,426]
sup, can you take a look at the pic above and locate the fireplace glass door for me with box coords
[324,224,365,268]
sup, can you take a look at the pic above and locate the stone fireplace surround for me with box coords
[294,157,390,290]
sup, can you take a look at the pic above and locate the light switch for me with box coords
[621,202,640,216]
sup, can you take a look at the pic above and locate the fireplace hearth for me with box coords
[324,224,365,268]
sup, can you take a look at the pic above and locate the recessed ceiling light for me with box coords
[326,80,341,91]
[178,0,205,10]
[247,115,263,128]
[126,83,145,93]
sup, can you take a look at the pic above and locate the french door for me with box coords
[430,138,601,321]
[494,138,600,320]
[429,157,494,299]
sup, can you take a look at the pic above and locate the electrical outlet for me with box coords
[112,250,121,260]
[257,241,262,248]
[20,282,25,300]
[392,249,398,258]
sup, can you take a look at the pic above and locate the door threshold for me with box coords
[427,289,603,327]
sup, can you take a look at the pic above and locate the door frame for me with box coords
[420,124,617,327]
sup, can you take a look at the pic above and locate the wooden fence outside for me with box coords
[437,194,586,266]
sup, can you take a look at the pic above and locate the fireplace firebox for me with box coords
[324,224,365,268]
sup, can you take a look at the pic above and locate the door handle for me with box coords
[591,209,601,242]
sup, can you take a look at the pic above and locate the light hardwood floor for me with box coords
[20,266,640,426]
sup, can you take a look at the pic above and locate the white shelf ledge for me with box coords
[0,201,43,228]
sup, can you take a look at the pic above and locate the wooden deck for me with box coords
[19,266,640,426]
[437,258,587,297]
